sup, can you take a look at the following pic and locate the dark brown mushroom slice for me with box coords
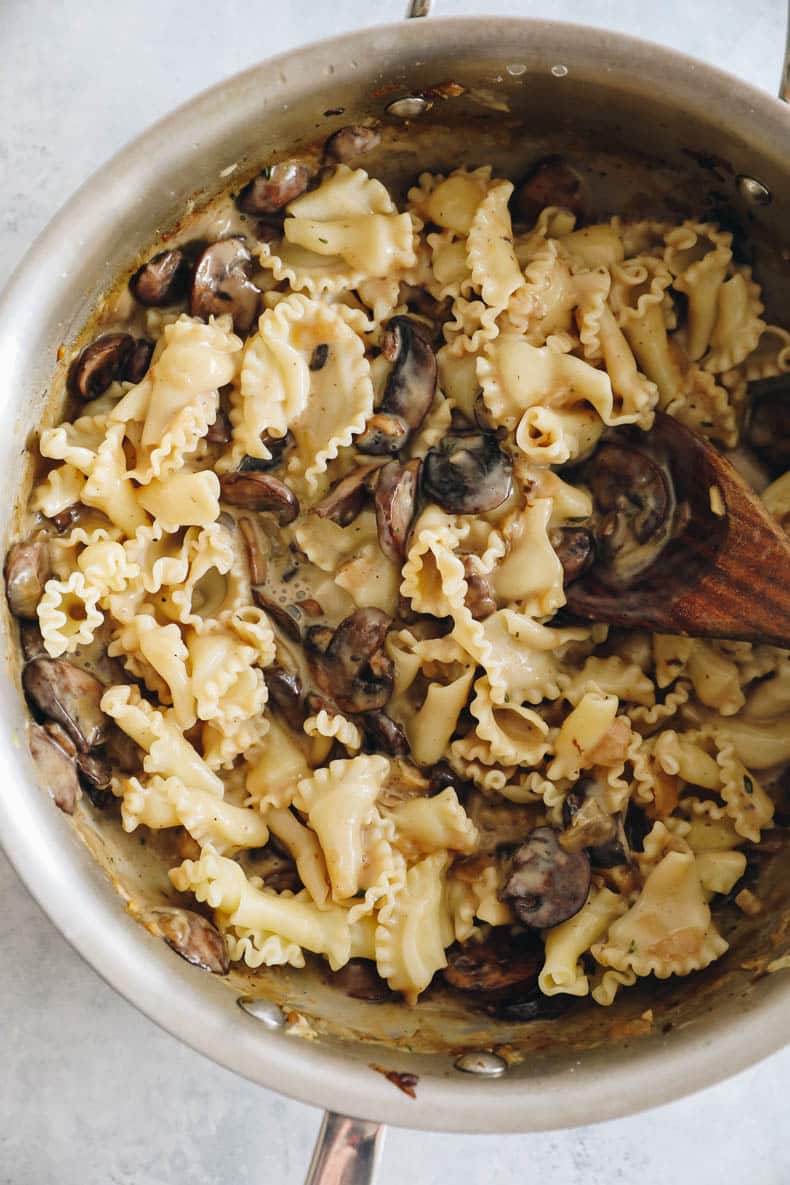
[238,431,293,472]
[76,750,114,809]
[28,722,81,814]
[237,162,311,215]
[501,827,591,929]
[423,432,513,515]
[327,957,394,1001]
[428,762,469,797]
[152,907,230,975]
[359,710,409,756]
[313,462,382,526]
[22,657,107,752]
[588,813,631,869]
[380,315,437,430]
[251,589,304,642]
[306,608,394,715]
[484,986,577,1022]
[513,155,585,225]
[5,539,51,619]
[129,249,190,307]
[374,459,420,562]
[237,516,267,585]
[551,526,596,584]
[219,471,299,524]
[189,237,260,335]
[265,666,306,730]
[323,126,381,163]
[19,621,47,661]
[50,505,81,534]
[443,928,543,995]
[744,376,790,478]
[103,723,144,775]
[205,409,232,446]
[356,412,411,456]
[586,441,673,589]
[461,556,496,620]
[560,783,616,853]
[68,333,135,399]
[122,337,155,384]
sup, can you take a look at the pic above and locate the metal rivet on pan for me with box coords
[454,1051,507,1077]
[386,95,433,118]
[737,175,772,207]
[550,64,569,78]
[237,997,286,1028]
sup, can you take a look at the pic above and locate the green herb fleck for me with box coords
[628,939,637,954]
[504,693,511,703]
[318,237,329,244]
[744,775,754,796]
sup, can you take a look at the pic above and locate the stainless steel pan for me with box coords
[2,6,790,1183]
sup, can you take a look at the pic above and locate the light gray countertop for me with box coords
[2,2,789,1182]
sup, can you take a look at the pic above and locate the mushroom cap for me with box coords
[423,432,513,515]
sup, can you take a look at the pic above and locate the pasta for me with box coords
[11,146,789,1018]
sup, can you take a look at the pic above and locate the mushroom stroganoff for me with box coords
[7,132,790,1015]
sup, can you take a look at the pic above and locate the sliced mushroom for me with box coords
[443,928,543,995]
[265,666,306,730]
[123,337,155,384]
[238,431,293,472]
[130,248,189,307]
[29,722,81,814]
[428,762,469,797]
[374,459,420,561]
[50,505,81,534]
[252,589,304,641]
[356,412,411,456]
[206,408,232,445]
[485,987,577,1022]
[103,722,144,775]
[76,749,114,808]
[327,957,393,1001]
[237,162,311,215]
[69,333,134,399]
[360,710,409,756]
[461,556,496,620]
[551,526,596,584]
[513,155,585,225]
[5,539,51,619]
[423,432,513,515]
[560,784,617,854]
[323,126,381,163]
[189,237,260,335]
[219,471,299,524]
[237,515,267,585]
[306,608,394,715]
[501,827,591,929]
[152,907,230,974]
[19,621,47,661]
[745,377,790,478]
[313,462,382,526]
[584,441,673,589]
[22,657,107,752]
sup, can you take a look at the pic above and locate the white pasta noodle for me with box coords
[18,160,786,1013]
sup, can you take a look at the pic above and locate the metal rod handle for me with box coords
[304,1113,386,1185]
[406,0,432,16]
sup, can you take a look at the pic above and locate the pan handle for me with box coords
[409,0,790,99]
[304,1112,386,1185]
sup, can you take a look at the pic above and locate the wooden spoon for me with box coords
[564,412,790,648]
